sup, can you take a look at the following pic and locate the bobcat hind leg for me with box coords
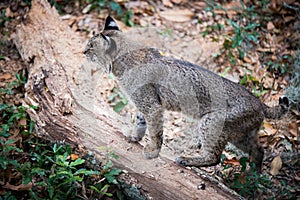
[176,112,228,167]
[232,128,264,171]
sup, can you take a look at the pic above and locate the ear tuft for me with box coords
[104,16,119,31]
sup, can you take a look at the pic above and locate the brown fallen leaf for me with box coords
[193,2,207,9]
[71,153,79,160]
[289,122,298,137]
[0,73,12,80]
[19,118,27,126]
[257,47,276,52]
[224,158,240,167]
[284,16,296,23]
[160,9,194,22]
[171,0,182,4]
[264,121,277,135]
[270,155,282,176]
[267,21,275,30]
[3,182,33,191]
[237,173,246,184]
[162,0,173,7]
[295,173,300,181]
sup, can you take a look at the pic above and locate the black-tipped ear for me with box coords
[279,96,289,108]
[104,16,119,31]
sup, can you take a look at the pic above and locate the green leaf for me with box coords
[29,121,35,134]
[223,38,232,50]
[29,105,38,110]
[244,23,260,30]
[109,1,122,16]
[229,20,240,29]
[69,158,85,167]
[238,48,245,60]
[104,168,122,184]
[75,169,101,176]
[100,184,113,196]
[246,34,259,43]
[103,160,113,170]
[73,175,83,182]
[90,185,100,193]
[65,144,72,155]
[239,74,248,85]
[239,157,248,172]
[5,139,17,145]
[247,75,259,83]
[220,67,231,77]
[113,101,127,113]
[48,185,55,199]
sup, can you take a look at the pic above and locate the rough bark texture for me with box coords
[13,0,239,199]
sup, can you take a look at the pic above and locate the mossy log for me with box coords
[13,0,238,199]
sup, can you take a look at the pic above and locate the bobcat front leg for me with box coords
[131,85,164,159]
[141,108,164,159]
[176,112,228,167]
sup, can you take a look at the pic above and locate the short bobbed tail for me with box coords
[263,96,289,119]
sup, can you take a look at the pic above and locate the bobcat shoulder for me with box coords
[84,16,289,171]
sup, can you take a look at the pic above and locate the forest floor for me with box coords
[1,0,300,199]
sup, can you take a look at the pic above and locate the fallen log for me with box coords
[13,0,238,199]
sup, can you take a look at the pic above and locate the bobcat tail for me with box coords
[263,96,289,119]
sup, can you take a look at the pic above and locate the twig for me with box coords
[191,167,245,200]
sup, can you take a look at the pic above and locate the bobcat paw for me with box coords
[126,135,141,143]
[175,156,190,167]
[142,144,160,159]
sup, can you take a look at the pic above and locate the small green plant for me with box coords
[230,158,271,198]
[201,23,224,37]
[0,10,11,28]
[1,73,123,199]
[266,53,292,75]
[86,0,134,26]
[229,157,298,199]
[239,72,268,97]
[98,146,122,184]
[0,73,35,198]
[0,54,5,60]
[204,1,261,64]
[90,147,122,197]
[122,10,134,27]
[0,191,17,200]
[47,0,77,14]
[29,143,100,199]
[108,87,128,113]
[0,104,34,170]
[0,72,27,97]
[224,19,260,62]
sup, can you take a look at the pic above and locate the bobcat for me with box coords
[84,16,289,170]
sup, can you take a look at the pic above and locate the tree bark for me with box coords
[13,0,239,199]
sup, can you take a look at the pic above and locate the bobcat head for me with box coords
[84,16,121,73]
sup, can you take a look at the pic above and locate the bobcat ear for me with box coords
[104,16,120,31]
